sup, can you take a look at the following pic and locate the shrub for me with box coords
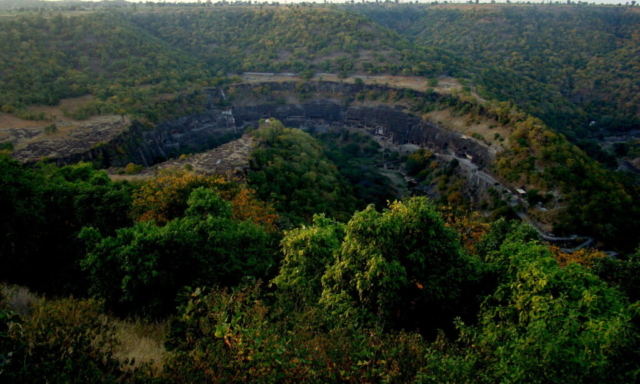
[164,283,428,383]
[43,124,57,135]
[125,163,144,175]
[2,298,151,383]
[81,188,276,316]
[320,197,477,335]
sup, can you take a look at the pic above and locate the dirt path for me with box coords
[239,73,463,95]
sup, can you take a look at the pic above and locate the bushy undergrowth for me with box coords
[0,291,157,384]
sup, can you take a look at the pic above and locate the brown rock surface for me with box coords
[2,115,126,162]
[112,134,255,182]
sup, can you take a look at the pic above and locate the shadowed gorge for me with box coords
[2,2,640,383]
[20,80,637,250]
[40,82,494,170]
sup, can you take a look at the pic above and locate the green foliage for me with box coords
[320,197,475,334]
[1,5,639,136]
[314,129,396,210]
[593,249,640,303]
[444,233,640,383]
[129,7,461,78]
[358,5,640,135]
[0,12,213,119]
[0,155,44,286]
[2,298,148,384]
[183,187,233,219]
[164,283,428,383]
[0,304,23,381]
[0,156,133,294]
[248,120,358,226]
[437,93,640,250]
[274,214,344,307]
[124,162,144,175]
[0,141,13,152]
[81,187,276,316]
[405,147,433,176]
[43,123,57,135]
[1,5,640,381]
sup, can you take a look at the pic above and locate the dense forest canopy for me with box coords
[352,4,640,137]
[3,143,640,381]
[2,2,640,383]
[128,7,462,79]
[1,3,639,139]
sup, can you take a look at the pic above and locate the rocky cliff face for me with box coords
[45,82,494,172]
[50,108,239,168]
[231,82,494,169]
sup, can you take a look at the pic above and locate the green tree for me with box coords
[428,227,640,383]
[320,197,476,334]
[248,119,357,225]
[593,248,640,303]
[81,188,276,316]
[43,124,57,135]
[274,214,344,307]
[405,148,433,176]
[0,158,133,294]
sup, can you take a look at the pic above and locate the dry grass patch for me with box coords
[109,173,155,182]
[18,123,81,146]
[0,284,40,317]
[0,95,96,130]
[425,109,512,150]
[0,113,48,129]
[112,318,167,374]
[28,94,95,120]
[239,74,463,95]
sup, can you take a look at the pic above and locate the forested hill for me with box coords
[0,12,214,120]
[0,7,464,121]
[0,5,639,247]
[352,4,640,138]
[127,7,462,78]
[2,4,640,141]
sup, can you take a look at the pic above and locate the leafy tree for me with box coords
[426,227,640,383]
[131,170,228,224]
[405,147,433,176]
[320,197,477,335]
[274,214,344,307]
[124,163,143,175]
[132,170,277,230]
[548,245,607,268]
[164,282,428,383]
[593,248,640,302]
[248,120,357,225]
[0,157,133,294]
[43,124,57,135]
[438,206,489,256]
[0,154,45,287]
[81,187,276,316]
[313,128,395,211]
[227,188,279,232]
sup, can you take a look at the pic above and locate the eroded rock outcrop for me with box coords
[20,82,494,173]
